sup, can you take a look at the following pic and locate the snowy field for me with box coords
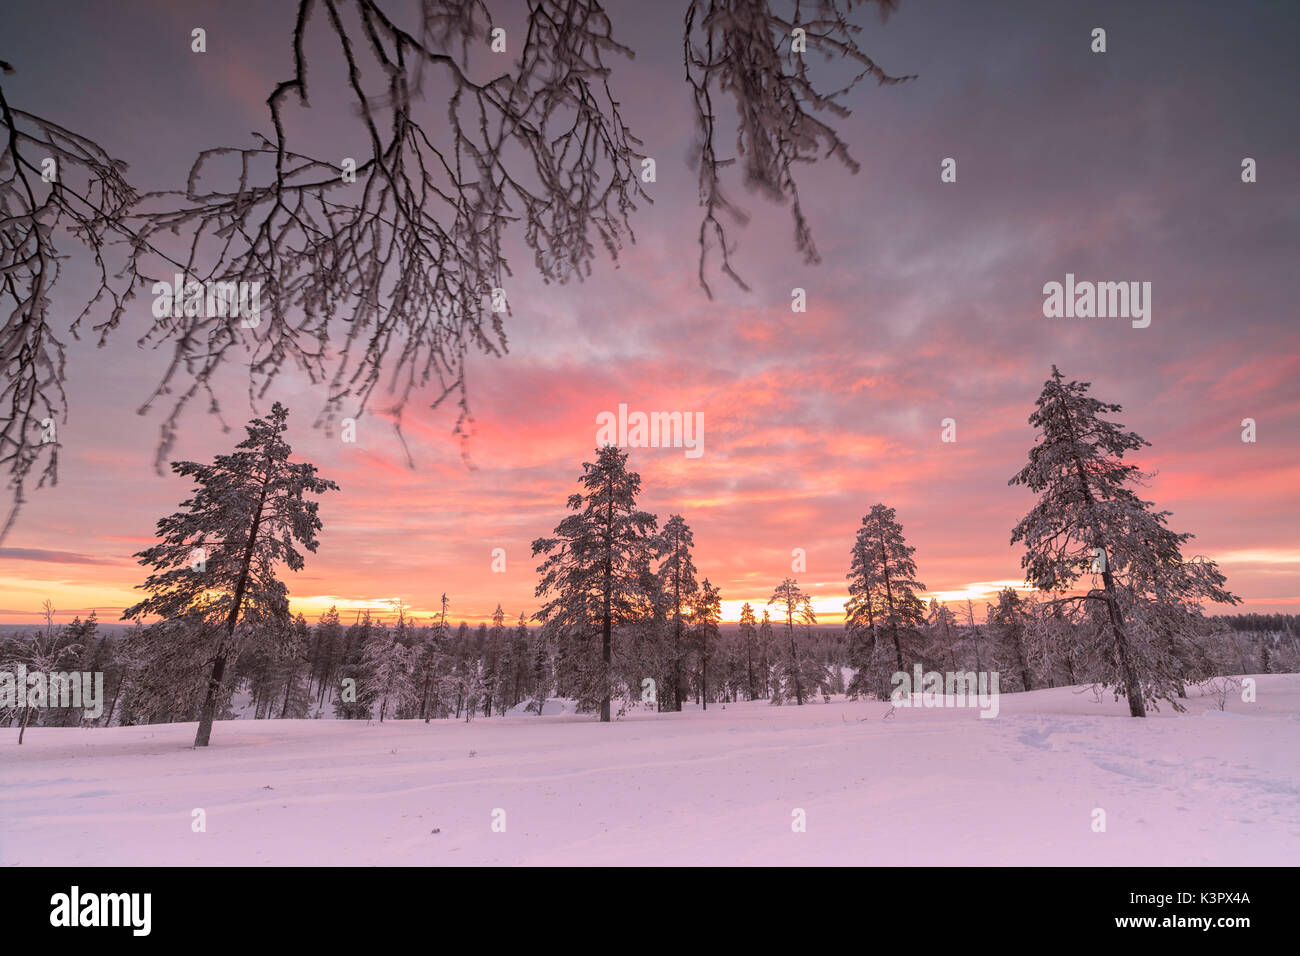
[2,677,1297,866]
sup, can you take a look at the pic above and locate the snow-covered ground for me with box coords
[3,677,1297,866]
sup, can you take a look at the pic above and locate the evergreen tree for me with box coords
[848,504,927,676]
[489,604,513,713]
[511,612,531,710]
[655,514,699,712]
[361,620,416,722]
[768,578,818,705]
[312,606,343,709]
[475,620,494,717]
[988,588,1033,692]
[758,609,774,698]
[692,578,721,709]
[1009,366,1239,716]
[738,602,758,700]
[961,599,986,674]
[529,625,552,716]
[451,621,472,718]
[532,446,658,722]
[275,612,312,718]
[419,594,450,721]
[123,402,336,746]
[925,599,960,672]
[845,528,883,699]
[8,600,83,743]
[334,611,378,719]
[47,612,100,726]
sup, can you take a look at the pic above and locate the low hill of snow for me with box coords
[2,677,1296,866]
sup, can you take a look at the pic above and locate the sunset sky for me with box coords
[2,0,1297,627]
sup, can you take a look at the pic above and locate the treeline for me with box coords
[1217,613,1300,635]
[848,589,1299,703]
[117,602,548,726]
[7,591,1290,733]
[3,599,1292,735]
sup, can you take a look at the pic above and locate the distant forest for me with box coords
[3,608,1295,731]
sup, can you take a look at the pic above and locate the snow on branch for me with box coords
[684,0,912,296]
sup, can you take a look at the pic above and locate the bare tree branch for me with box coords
[0,61,139,543]
[124,0,646,471]
[684,0,912,296]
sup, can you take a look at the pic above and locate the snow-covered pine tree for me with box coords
[123,402,336,746]
[960,598,986,674]
[312,606,343,709]
[529,624,551,716]
[9,601,83,743]
[621,574,669,711]
[360,622,417,722]
[419,594,450,721]
[1023,598,1077,687]
[988,588,1034,692]
[450,621,473,718]
[848,504,927,677]
[925,599,960,672]
[510,612,531,711]
[45,612,100,727]
[655,514,700,712]
[758,609,774,698]
[768,578,818,704]
[798,599,832,703]
[845,529,882,699]
[1009,366,1240,716]
[717,624,747,703]
[275,612,313,718]
[532,446,658,722]
[484,604,508,716]
[738,602,758,700]
[692,578,721,709]
[335,611,378,719]
[101,621,147,728]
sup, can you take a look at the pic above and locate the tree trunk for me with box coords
[280,660,296,718]
[421,672,434,722]
[196,455,273,747]
[601,484,613,723]
[1101,568,1146,717]
[672,540,683,712]
[194,652,227,747]
[746,644,755,701]
[789,630,804,706]
[600,612,611,723]
[103,673,125,728]
[880,543,904,672]
[1013,625,1033,691]
[18,701,32,744]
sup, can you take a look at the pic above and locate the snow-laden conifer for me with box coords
[532,446,658,721]
[123,402,336,746]
[1009,367,1239,715]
